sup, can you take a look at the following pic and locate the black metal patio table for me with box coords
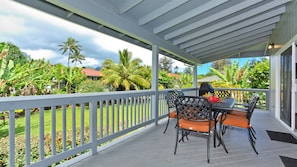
[211,97,235,112]
[210,97,236,153]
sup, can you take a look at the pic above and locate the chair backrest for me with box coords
[246,94,260,120]
[214,90,231,98]
[246,94,259,111]
[165,90,184,109]
[175,96,212,122]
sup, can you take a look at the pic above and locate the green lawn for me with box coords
[0,103,150,138]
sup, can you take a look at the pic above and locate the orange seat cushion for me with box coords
[169,111,177,118]
[178,119,215,132]
[229,110,247,117]
[219,114,249,128]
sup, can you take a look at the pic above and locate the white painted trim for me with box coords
[275,55,280,119]
[291,42,296,131]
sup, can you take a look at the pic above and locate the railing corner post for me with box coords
[152,92,159,126]
[90,98,98,155]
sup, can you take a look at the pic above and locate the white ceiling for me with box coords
[15,0,292,65]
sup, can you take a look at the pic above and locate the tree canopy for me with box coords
[247,58,269,89]
[159,56,174,73]
[100,49,150,91]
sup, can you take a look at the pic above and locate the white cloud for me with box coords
[0,15,27,35]
[80,57,100,67]
[22,49,59,60]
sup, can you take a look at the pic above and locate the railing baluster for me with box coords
[62,105,67,151]
[51,106,56,155]
[121,98,124,130]
[106,100,109,136]
[133,97,136,125]
[147,95,151,119]
[141,96,144,122]
[72,104,76,148]
[9,110,15,167]
[80,103,84,145]
[137,97,140,123]
[90,98,97,155]
[117,99,120,132]
[25,109,31,165]
[125,98,128,128]
[111,99,115,134]
[144,96,147,121]
[39,107,44,160]
[130,98,133,127]
[100,100,103,138]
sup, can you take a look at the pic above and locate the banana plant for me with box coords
[63,67,86,93]
[209,61,250,88]
[0,43,15,96]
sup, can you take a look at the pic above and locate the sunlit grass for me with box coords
[0,103,150,138]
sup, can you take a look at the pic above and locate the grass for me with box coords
[0,107,88,137]
[0,103,151,138]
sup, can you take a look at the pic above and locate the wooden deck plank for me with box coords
[70,109,297,167]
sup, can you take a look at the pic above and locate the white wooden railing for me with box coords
[0,88,268,167]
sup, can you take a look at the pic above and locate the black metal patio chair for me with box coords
[163,90,184,134]
[174,96,215,163]
[218,94,260,154]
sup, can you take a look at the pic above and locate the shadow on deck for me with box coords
[70,109,297,167]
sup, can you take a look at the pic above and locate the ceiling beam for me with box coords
[139,0,190,25]
[193,30,272,56]
[153,0,228,33]
[187,25,275,52]
[180,16,280,49]
[173,6,286,45]
[165,0,264,40]
[118,0,143,14]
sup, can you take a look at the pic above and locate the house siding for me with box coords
[270,0,297,53]
[269,0,297,132]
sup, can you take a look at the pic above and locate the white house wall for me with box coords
[269,0,297,132]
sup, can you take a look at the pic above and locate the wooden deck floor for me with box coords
[70,109,297,167]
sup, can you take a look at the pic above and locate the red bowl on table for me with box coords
[208,95,220,102]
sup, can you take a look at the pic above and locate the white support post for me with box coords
[193,65,198,96]
[152,44,159,126]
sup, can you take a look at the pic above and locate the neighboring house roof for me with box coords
[82,68,102,77]
[168,73,180,79]
[198,75,222,83]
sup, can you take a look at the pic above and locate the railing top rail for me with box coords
[211,88,269,93]
[0,90,155,111]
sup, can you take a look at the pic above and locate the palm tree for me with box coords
[58,37,81,68]
[101,49,150,91]
[70,50,85,67]
[58,37,82,93]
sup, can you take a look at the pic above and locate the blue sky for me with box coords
[198,57,263,74]
[1,0,265,75]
